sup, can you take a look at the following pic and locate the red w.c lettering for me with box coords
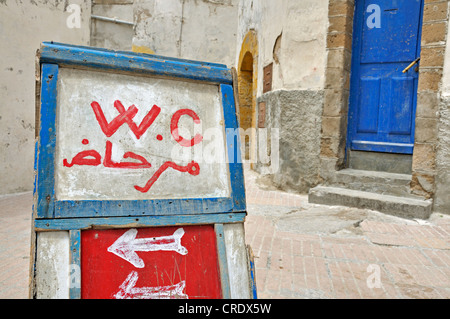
[91,101,138,138]
[91,100,161,139]
[114,100,161,140]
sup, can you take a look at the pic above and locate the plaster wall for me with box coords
[435,9,450,213]
[133,0,239,67]
[435,97,450,213]
[236,0,328,94]
[236,0,328,193]
[0,0,90,195]
[90,0,134,51]
[256,90,324,193]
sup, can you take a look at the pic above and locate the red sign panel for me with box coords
[81,225,222,299]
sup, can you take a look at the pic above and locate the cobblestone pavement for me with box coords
[0,169,449,299]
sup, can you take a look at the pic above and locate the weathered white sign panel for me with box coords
[32,43,254,300]
[55,68,230,200]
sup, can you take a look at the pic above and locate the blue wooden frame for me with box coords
[33,43,252,300]
[346,0,424,155]
[35,213,247,231]
[69,230,81,299]
[36,63,58,219]
[215,224,231,299]
[35,42,246,221]
[39,42,232,84]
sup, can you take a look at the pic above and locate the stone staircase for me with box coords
[308,169,433,220]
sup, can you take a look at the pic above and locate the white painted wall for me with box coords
[133,0,239,67]
[91,0,134,50]
[236,0,328,95]
[0,0,91,195]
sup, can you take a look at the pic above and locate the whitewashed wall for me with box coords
[133,0,239,67]
[236,0,329,94]
[0,0,91,195]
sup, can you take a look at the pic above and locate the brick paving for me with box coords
[244,170,450,299]
[246,213,450,299]
[0,169,449,299]
[0,192,32,299]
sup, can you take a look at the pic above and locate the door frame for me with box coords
[320,0,448,199]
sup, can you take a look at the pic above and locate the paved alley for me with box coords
[244,169,450,299]
[0,169,449,299]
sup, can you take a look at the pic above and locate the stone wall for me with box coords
[435,1,450,214]
[256,90,324,193]
[411,0,449,200]
[434,97,450,213]
[319,0,354,178]
[237,0,328,193]
[315,0,450,215]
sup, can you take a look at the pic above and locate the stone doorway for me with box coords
[237,30,258,164]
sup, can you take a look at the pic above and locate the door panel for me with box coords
[357,77,380,134]
[348,0,423,154]
[389,77,414,135]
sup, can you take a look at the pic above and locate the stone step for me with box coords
[332,169,419,199]
[308,186,433,220]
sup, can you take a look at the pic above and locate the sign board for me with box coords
[31,43,255,299]
[81,226,222,299]
[56,68,230,201]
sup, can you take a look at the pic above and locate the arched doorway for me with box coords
[238,51,253,160]
[237,30,258,164]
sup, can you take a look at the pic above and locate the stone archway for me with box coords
[237,30,258,163]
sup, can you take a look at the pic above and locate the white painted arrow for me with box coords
[107,228,188,268]
[114,271,188,299]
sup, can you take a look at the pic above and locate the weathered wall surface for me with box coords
[435,13,450,214]
[435,97,450,213]
[236,0,328,94]
[0,0,90,195]
[237,0,328,193]
[133,0,239,67]
[257,90,324,193]
[442,3,450,98]
[55,68,230,200]
[90,0,134,50]
[35,231,70,299]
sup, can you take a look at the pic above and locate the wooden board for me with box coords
[31,43,253,300]
[35,42,246,220]
[35,232,70,299]
[55,68,230,201]
[81,225,222,299]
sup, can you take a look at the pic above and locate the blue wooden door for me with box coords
[348,0,424,154]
